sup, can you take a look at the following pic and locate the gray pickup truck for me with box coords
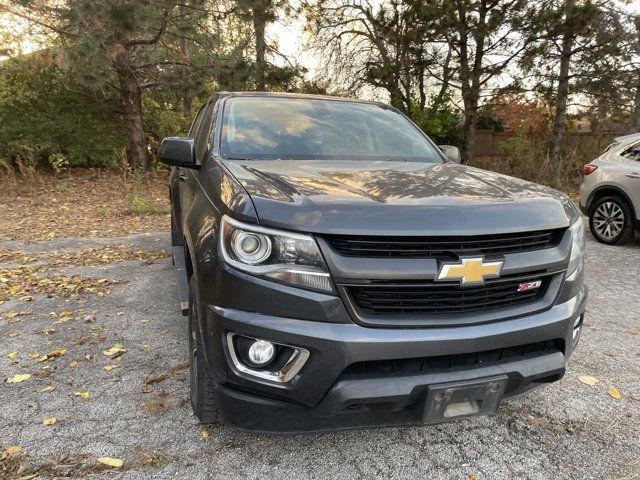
[160,92,587,433]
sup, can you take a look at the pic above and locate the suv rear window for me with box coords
[621,142,640,161]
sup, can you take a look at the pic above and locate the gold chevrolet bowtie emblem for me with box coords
[436,257,504,286]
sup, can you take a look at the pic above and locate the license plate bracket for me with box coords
[422,375,508,424]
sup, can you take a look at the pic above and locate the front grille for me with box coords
[341,340,564,379]
[325,229,564,258]
[347,274,550,315]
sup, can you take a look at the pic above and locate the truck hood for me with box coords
[222,159,576,235]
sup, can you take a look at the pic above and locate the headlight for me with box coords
[220,215,334,293]
[567,216,585,279]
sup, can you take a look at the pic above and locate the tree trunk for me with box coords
[179,3,192,112]
[629,74,640,132]
[461,95,478,165]
[114,53,149,171]
[455,1,484,165]
[253,4,267,91]
[549,0,574,164]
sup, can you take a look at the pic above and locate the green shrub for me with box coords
[0,53,126,169]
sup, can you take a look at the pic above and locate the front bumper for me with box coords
[202,266,588,433]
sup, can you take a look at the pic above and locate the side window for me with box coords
[188,105,206,138]
[621,142,640,162]
[194,101,215,162]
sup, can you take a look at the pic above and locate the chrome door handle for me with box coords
[625,172,640,179]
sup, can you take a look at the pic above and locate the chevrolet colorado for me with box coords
[160,92,587,433]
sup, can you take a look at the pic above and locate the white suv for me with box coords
[580,133,640,245]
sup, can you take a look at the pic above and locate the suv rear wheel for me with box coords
[589,195,634,245]
[188,276,220,423]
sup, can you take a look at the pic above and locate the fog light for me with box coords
[573,315,583,347]
[247,339,276,366]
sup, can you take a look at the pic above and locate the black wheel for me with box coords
[188,276,220,423]
[589,195,634,245]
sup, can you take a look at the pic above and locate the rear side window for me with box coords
[621,142,640,162]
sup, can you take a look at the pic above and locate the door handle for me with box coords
[178,173,188,182]
[626,172,640,179]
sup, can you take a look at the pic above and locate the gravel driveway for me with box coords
[1,228,639,480]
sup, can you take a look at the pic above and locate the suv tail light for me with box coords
[583,164,598,175]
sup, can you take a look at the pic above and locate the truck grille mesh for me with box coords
[326,229,564,258]
[341,340,564,379]
[347,274,550,315]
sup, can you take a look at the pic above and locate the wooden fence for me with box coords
[474,129,624,157]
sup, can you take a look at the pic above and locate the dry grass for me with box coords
[469,134,598,196]
[0,169,170,241]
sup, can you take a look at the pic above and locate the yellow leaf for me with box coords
[7,352,18,359]
[102,344,126,356]
[41,385,55,392]
[578,375,599,385]
[97,457,123,468]
[608,387,622,399]
[59,311,73,318]
[69,360,78,368]
[201,429,209,439]
[140,319,150,324]
[73,391,90,399]
[2,445,22,456]
[43,417,57,426]
[103,365,118,371]
[6,373,31,383]
[28,353,39,359]
[38,348,67,362]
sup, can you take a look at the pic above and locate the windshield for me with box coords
[220,97,443,162]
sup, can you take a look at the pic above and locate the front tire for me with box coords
[188,277,220,424]
[589,195,634,245]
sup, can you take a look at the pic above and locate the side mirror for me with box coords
[159,137,197,168]
[439,145,461,164]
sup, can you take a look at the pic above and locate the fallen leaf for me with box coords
[8,332,18,337]
[103,365,118,371]
[608,387,622,399]
[59,311,73,318]
[43,417,57,426]
[2,445,22,456]
[146,374,167,384]
[41,385,55,392]
[6,373,31,383]
[69,360,78,368]
[201,429,209,439]
[37,348,67,362]
[578,375,599,386]
[102,343,126,356]
[73,391,90,399]
[7,351,18,359]
[97,457,124,468]
[141,386,152,393]
[140,319,150,324]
